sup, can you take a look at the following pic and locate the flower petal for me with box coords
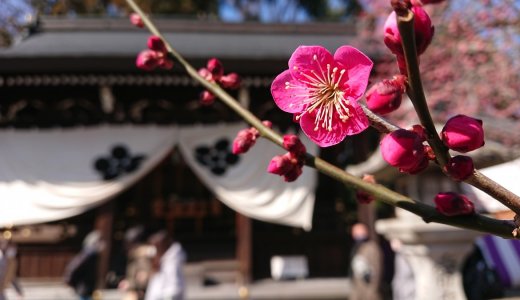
[271,69,308,113]
[289,45,335,85]
[333,46,373,100]
[299,103,369,147]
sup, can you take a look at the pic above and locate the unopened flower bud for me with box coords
[232,128,257,154]
[283,135,306,157]
[411,0,446,5]
[356,175,376,204]
[441,115,484,153]
[434,192,475,216]
[445,155,474,181]
[384,6,434,57]
[136,50,159,71]
[130,13,144,28]
[366,75,406,115]
[380,129,427,173]
[207,58,224,81]
[283,164,303,182]
[147,36,167,53]
[220,73,241,89]
[267,154,293,176]
[200,90,215,106]
[267,153,303,182]
[158,57,174,70]
[198,68,214,82]
[262,120,273,128]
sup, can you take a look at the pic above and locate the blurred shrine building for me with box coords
[0,17,381,285]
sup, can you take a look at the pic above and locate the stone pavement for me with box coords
[6,278,351,300]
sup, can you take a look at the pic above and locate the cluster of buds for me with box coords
[434,192,475,216]
[198,58,241,105]
[380,127,432,174]
[365,75,407,115]
[136,36,174,71]
[232,121,272,155]
[267,135,307,182]
[384,4,434,74]
[440,115,484,180]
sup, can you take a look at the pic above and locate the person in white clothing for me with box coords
[145,231,186,300]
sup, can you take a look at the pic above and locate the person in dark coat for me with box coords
[64,230,105,300]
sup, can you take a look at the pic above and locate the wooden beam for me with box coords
[94,201,114,289]
[235,213,252,285]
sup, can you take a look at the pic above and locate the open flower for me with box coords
[271,46,373,147]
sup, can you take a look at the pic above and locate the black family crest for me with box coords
[94,144,146,180]
[194,138,240,176]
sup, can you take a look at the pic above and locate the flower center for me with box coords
[285,54,351,132]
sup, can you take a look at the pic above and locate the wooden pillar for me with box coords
[94,201,114,289]
[235,213,252,285]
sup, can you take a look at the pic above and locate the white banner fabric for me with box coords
[178,123,317,230]
[0,124,318,230]
[0,126,176,227]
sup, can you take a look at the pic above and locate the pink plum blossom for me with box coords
[271,46,373,147]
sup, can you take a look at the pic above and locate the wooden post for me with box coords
[235,213,252,285]
[94,201,114,289]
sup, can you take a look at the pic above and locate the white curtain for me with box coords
[178,123,317,230]
[0,125,176,227]
[0,124,318,230]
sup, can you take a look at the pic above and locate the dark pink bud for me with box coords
[207,58,224,81]
[262,120,273,129]
[356,175,376,204]
[220,73,241,89]
[411,124,427,140]
[402,155,428,174]
[147,36,167,53]
[380,129,426,172]
[198,68,214,82]
[441,115,485,153]
[130,13,144,28]
[200,90,216,106]
[411,0,446,5]
[366,75,406,115]
[384,6,434,56]
[434,192,475,216]
[267,154,293,176]
[283,164,303,182]
[158,57,174,70]
[136,50,159,71]
[232,129,257,154]
[283,135,306,157]
[445,155,474,181]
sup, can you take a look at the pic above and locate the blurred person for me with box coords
[0,239,23,300]
[145,230,186,300]
[118,226,154,300]
[349,222,393,300]
[64,230,105,300]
